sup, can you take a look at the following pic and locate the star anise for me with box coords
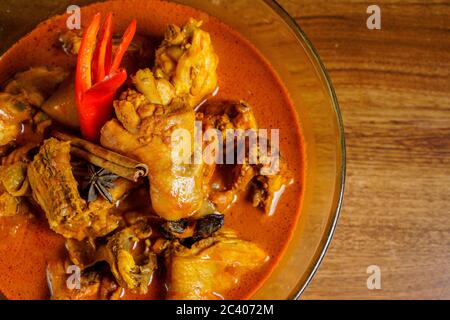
[74,163,119,204]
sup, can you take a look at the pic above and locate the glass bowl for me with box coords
[190,0,346,300]
[0,0,345,300]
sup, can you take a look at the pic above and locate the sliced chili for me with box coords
[75,12,136,142]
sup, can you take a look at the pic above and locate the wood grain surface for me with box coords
[277,0,450,299]
[0,0,448,300]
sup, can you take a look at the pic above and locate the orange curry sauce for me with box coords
[0,0,304,300]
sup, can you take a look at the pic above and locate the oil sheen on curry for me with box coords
[0,0,304,300]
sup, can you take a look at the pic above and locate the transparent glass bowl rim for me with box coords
[263,0,346,299]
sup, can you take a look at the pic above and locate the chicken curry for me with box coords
[0,0,304,300]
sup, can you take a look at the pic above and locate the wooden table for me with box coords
[0,0,448,300]
[277,0,450,299]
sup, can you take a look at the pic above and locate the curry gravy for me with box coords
[0,0,304,299]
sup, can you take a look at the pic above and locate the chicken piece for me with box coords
[0,192,21,217]
[0,162,30,197]
[99,226,156,294]
[40,74,80,128]
[4,66,69,107]
[201,101,258,211]
[101,90,204,221]
[202,101,258,133]
[0,66,68,148]
[66,219,155,294]
[47,259,123,300]
[202,101,258,179]
[133,68,175,106]
[101,20,218,221]
[59,30,83,55]
[47,259,101,300]
[246,127,292,216]
[202,101,291,214]
[165,228,267,300]
[154,18,218,107]
[0,93,33,147]
[0,126,49,218]
[65,238,98,270]
[250,161,292,216]
[1,143,38,166]
[0,160,30,217]
[28,138,135,240]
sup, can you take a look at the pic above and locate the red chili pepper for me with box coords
[75,13,136,142]
[110,19,136,73]
[92,12,113,83]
